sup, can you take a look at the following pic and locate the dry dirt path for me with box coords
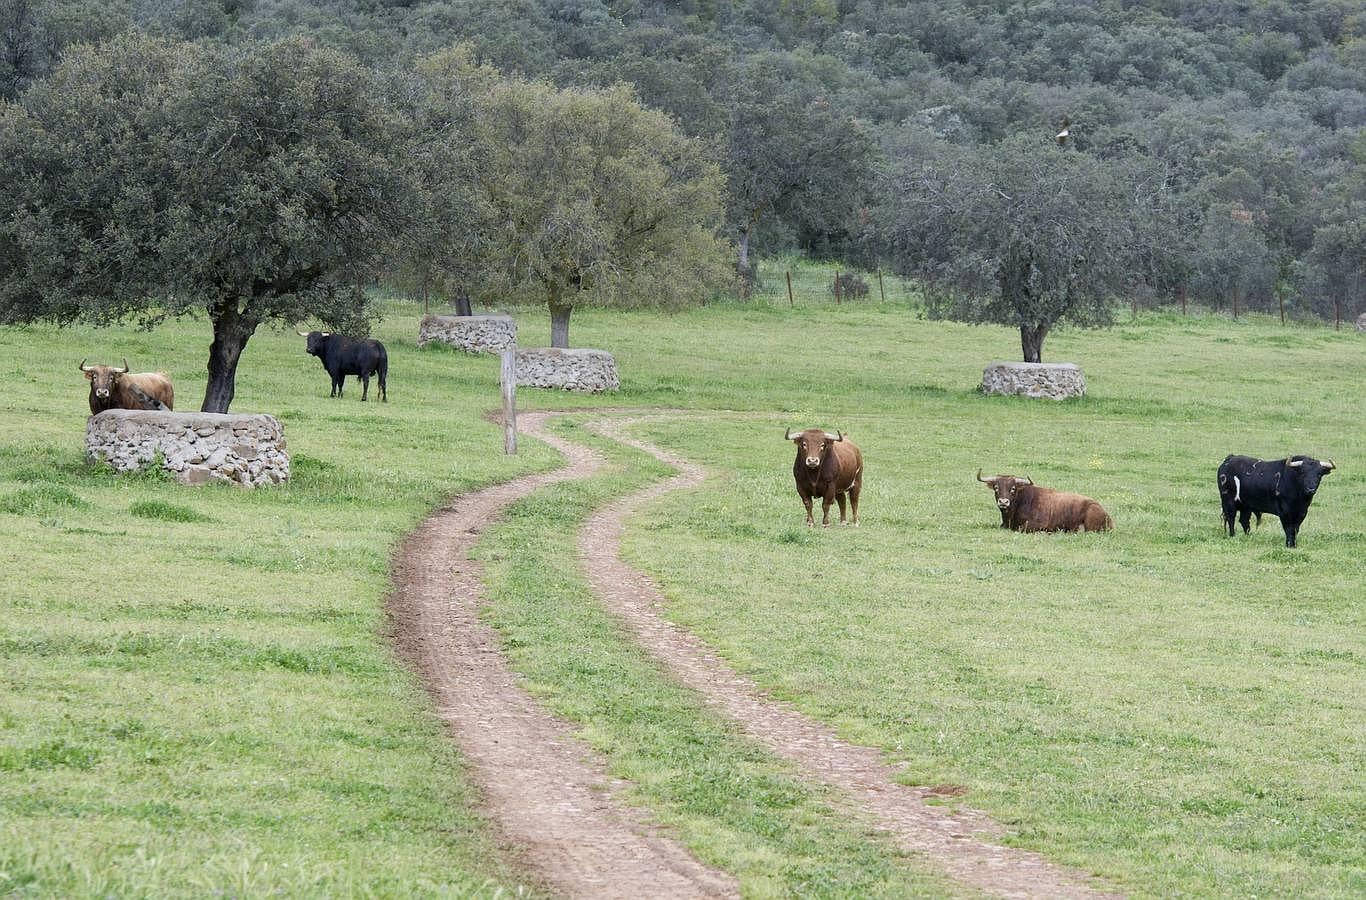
[523,412,1120,900]
[387,410,737,899]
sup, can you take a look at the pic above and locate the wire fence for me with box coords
[738,263,923,309]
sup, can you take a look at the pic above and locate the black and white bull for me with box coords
[1217,454,1336,548]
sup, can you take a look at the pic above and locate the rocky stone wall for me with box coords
[981,362,1086,400]
[86,409,290,487]
[418,314,517,353]
[514,348,620,393]
[1356,312,1366,332]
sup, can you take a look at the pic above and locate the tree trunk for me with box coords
[1178,284,1187,315]
[202,306,255,413]
[736,228,753,299]
[455,287,472,317]
[550,301,572,349]
[1020,324,1048,363]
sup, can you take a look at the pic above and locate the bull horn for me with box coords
[78,358,93,372]
[117,357,129,374]
[784,428,796,441]
[1287,458,1303,468]
[823,431,842,441]
[976,469,992,483]
[1321,459,1334,471]
[320,331,330,337]
[1018,475,1033,485]
[297,330,309,336]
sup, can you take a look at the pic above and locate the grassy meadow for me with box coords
[1,296,1362,896]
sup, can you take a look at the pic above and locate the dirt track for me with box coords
[389,409,1118,898]
[386,411,737,899]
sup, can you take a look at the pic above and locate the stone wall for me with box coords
[418,314,517,353]
[514,348,620,393]
[86,409,290,487]
[1356,312,1366,332]
[981,362,1086,400]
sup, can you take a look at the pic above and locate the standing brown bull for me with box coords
[79,359,174,414]
[786,427,863,527]
[976,470,1112,533]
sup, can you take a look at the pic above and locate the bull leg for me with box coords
[821,488,837,527]
[361,373,369,402]
[849,480,861,527]
[797,487,814,527]
[1239,508,1252,534]
[1220,495,1236,536]
[1281,513,1303,548]
[835,492,847,524]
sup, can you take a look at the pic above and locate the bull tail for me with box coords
[128,383,168,411]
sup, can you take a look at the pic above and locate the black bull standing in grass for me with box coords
[1217,454,1336,548]
[785,427,863,527]
[300,331,388,402]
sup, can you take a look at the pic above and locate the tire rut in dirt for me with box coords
[387,412,737,899]
[528,413,1118,900]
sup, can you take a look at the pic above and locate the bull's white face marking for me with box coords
[1233,475,1241,502]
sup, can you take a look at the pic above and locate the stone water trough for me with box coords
[981,362,1086,400]
[515,348,620,393]
[86,409,290,487]
[418,314,518,353]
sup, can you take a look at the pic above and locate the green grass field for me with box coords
[1,298,1362,896]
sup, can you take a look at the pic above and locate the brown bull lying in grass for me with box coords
[976,470,1112,533]
[79,358,174,414]
[786,427,863,527]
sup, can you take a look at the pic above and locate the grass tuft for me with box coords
[129,499,212,523]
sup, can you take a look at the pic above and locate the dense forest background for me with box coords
[4,0,1365,323]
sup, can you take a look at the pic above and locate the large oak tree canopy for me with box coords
[884,134,1167,362]
[0,34,412,412]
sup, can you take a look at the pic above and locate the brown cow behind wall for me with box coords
[80,359,174,415]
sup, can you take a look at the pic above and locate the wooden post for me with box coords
[500,350,517,455]
[785,270,794,307]
[1131,295,1138,321]
[1278,293,1285,326]
[1335,299,1342,330]
[1232,289,1239,320]
[834,271,842,304]
[877,270,886,303]
[1179,284,1187,316]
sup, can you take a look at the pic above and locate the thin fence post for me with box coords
[834,271,842,304]
[1335,299,1341,330]
[877,270,886,303]
[500,350,517,455]
[785,270,794,307]
[1179,284,1187,316]
[1278,293,1285,326]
